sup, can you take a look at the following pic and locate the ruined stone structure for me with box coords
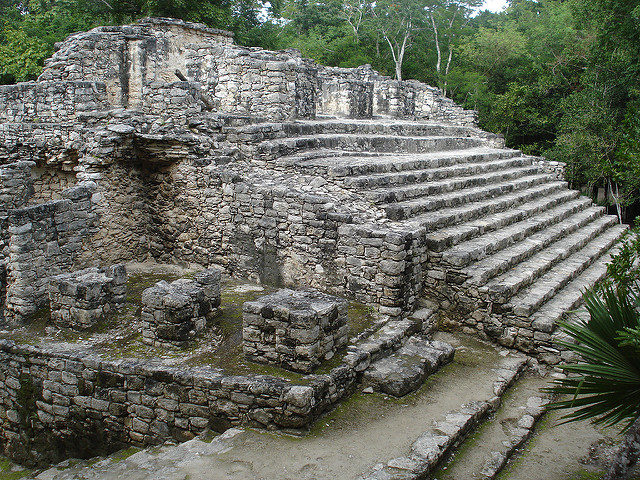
[243,288,349,373]
[0,16,626,468]
[141,268,221,345]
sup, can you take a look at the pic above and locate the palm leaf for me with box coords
[545,285,640,432]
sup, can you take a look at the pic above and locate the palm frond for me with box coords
[544,285,640,432]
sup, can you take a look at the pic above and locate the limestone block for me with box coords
[141,268,222,346]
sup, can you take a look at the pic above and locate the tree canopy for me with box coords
[1,0,639,222]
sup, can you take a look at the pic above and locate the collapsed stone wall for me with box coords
[8,17,473,125]
[4,183,97,324]
[0,301,431,466]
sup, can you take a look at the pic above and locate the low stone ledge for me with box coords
[243,288,349,373]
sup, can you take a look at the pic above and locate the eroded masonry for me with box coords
[0,17,625,468]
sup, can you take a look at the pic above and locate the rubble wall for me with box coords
[142,163,427,316]
[0,82,108,123]
[4,183,97,323]
[0,304,427,466]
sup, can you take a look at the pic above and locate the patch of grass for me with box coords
[346,301,377,337]
[110,446,141,463]
[0,458,31,480]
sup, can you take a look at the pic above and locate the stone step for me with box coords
[359,351,528,480]
[362,336,455,397]
[257,134,490,161]
[430,373,552,480]
[529,231,626,334]
[425,189,582,252]
[404,182,569,236]
[342,156,533,189]
[291,148,521,178]
[441,197,597,269]
[483,214,618,302]
[504,224,627,319]
[385,174,557,221]
[228,119,489,143]
[364,164,542,205]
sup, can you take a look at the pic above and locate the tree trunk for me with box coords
[431,14,441,75]
[395,62,402,82]
[605,417,640,480]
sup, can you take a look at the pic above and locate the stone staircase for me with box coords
[224,117,626,360]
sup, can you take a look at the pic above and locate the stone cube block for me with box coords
[141,268,222,346]
[48,265,127,329]
[242,289,348,373]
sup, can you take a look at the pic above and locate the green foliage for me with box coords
[545,285,640,431]
[603,227,640,296]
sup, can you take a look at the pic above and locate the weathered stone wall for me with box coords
[137,161,427,316]
[22,18,474,124]
[317,68,374,118]
[533,158,566,181]
[0,162,35,315]
[30,166,78,204]
[141,81,208,116]
[0,82,108,124]
[4,183,97,323]
[0,303,430,466]
[39,18,233,108]
[373,79,417,118]
[0,122,82,166]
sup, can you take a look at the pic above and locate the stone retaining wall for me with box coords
[0,82,108,123]
[0,306,433,466]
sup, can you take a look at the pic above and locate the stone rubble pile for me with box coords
[48,264,127,329]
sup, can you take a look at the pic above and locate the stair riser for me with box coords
[368,166,542,204]
[443,201,600,269]
[532,248,622,332]
[259,136,487,160]
[427,191,582,252]
[418,184,571,237]
[487,216,617,302]
[343,157,533,189]
[388,174,555,222]
[230,122,486,143]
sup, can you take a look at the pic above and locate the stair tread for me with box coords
[397,181,568,231]
[506,224,626,317]
[344,156,532,187]
[290,147,518,173]
[384,173,555,220]
[425,189,581,251]
[479,214,618,296]
[530,238,625,334]
[365,165,542,203]
[442,198,598,268]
